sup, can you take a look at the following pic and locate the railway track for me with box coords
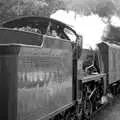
[93,94,120,120]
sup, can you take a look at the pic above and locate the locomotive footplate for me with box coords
[82,73,107,95]
[82,74,106,83]
[78,73,107,120]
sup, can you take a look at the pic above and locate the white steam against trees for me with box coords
[51,10,120,49]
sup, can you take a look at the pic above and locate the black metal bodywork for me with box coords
[0,17,82,120]
[1,16,115,120]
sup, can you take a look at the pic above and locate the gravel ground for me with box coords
[94,95,120,120]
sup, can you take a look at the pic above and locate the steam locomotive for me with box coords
[0,16,120,120]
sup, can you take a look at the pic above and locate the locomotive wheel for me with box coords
[94,87,103,109]
[83,99,93,120]
[65,113,76,120]
[90,86,103,111]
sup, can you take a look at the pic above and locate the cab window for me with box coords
[64,28,76,42]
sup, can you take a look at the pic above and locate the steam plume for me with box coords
[51,10,120,49]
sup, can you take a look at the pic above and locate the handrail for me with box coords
[81,73,106,83]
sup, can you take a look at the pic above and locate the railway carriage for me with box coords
[98,42,120,95]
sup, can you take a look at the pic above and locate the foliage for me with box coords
[64,0,119,18]
[0,0,120,25]
[0,0,120,23]
[0,0,66,23]
[94,1,116,18]
[102,24,120,43]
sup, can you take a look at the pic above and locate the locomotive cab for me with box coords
[0,16,83,120]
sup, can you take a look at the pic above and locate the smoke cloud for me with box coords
[51,10,120,49]
[111,15,120,27]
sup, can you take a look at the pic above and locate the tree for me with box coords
[94,0,116,23]
[102,24,120,43]
[64,0,118,18]
[0,0,66,23]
